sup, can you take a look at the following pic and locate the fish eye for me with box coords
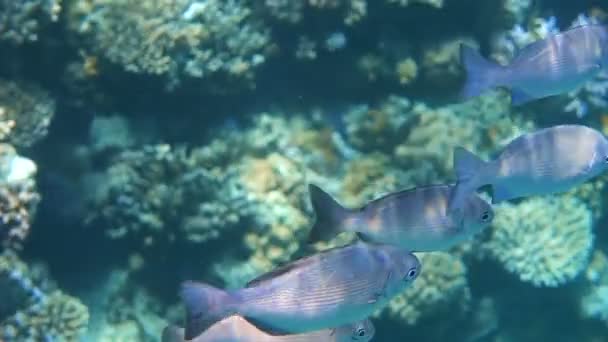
[406,267,418,281]
[481,211,492,222]
[604,156,608,163]
[357,328,366,337]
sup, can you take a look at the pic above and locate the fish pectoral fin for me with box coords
[368,270,393,304]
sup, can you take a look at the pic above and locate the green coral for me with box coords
[0,79,55,148]
[483,195,594,287]
[67,0,271,90]
[380,252,471,325]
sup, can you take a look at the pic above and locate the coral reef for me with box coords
[85,143,255,251]
[482,195,594,287]
[67,0,272,90]
[0,252,89,341]
[344,95,415,153]
[381,252,470,325]
[0,79,55,148]
[0,0,62,44]
[580,250,608,322]
[0,144,39,251]
[3,1,608,341]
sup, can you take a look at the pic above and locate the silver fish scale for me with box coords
[241,244,389,312]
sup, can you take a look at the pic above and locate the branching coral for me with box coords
[0,0,62,44]
[67,0,271,90]
[380,252,471,325]
[483,195,593,287]
[240,153,312,272]
[86,143,255,251]
[0,144,39,251]
[0,252,89,341]
[579,250,608,322]
[0,79,55,148]
[344,95,415,153]
[2,291,89,342]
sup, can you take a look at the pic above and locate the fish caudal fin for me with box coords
[162,325,186,342]
[449,147,487,215]
[460,44,503,100]
[180,281,237,340]
[307,184,350,243]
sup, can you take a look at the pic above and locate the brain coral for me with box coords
[380,252,471,325]
[67,0,271,90]
[483,195,593,287]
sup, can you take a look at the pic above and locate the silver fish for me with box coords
[161,316,375,342]
[449,125,608,213]
[180,242,420,339]
[460,25,608,105]
[307,184,493,252]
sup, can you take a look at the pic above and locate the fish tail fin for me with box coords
[162,325,186,342]
[307,184,351,243]
[180,281,238,340]
[460,44,503,99]
[448,147,487,215]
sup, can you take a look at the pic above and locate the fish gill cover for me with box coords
[0,0,608,341]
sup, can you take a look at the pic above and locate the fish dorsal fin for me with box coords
[245,255,317,288]
[245,244,349,287]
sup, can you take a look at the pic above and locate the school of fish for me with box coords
[164,24,608,341]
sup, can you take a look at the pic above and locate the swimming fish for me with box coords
[460,25,608,104]
[307,184,493,252]
[161,316,375,342]
[180,242,420,340]
[449,125,608,213]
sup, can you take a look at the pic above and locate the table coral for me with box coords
[380,252,471,325]
[0,79,55,148]
[67,0,271,90]
[0,0,61,44]
[483,195,593,287]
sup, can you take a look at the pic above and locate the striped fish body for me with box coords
[506,25,608,99]
[489,125,608,200]
[353,185,493,251]
[180,242,419,339]
[236,243,418,332]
